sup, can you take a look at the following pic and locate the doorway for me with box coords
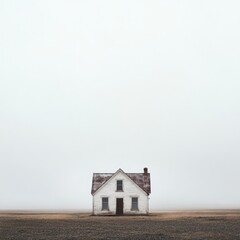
[116,198,123,215]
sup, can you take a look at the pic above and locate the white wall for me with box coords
[93,171,149,215]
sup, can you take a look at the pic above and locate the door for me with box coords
[116,198,123,215]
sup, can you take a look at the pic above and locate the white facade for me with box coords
[92,169,150,215]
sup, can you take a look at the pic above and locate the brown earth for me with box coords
[0,211,240,240]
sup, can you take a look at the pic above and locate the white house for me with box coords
[91,168,151,215]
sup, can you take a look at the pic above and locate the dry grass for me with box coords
[1,211,240,239]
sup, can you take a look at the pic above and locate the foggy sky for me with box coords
[1,0,240,210]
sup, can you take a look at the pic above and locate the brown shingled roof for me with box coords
[91,169,151,195]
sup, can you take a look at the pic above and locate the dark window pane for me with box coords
[102,197,109,210]
[131,197,138,210]
[117,180,123,191]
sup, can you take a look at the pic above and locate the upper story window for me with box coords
[116,180,123,191]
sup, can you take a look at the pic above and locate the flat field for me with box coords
[0,211,240,240]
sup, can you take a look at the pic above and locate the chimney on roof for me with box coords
[144,167,148,175]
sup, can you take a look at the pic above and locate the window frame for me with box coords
[131,197,139,211]
[116,180,123,192]
[101,197,109,211]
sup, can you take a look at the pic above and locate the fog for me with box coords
[1,0,240,210]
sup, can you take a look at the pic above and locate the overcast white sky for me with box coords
[0,0,240,210]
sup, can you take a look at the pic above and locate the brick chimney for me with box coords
[144,167,148,175]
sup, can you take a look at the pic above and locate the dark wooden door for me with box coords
[116,198,123,215]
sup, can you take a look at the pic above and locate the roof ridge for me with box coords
[93,173,114,174]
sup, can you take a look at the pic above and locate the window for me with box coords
[131,197,138,211]
[102,197,109,210]
[116,180,123,191]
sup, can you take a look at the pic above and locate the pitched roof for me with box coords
[91,169,151,195]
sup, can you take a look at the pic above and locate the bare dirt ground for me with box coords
[0,211,240,240]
